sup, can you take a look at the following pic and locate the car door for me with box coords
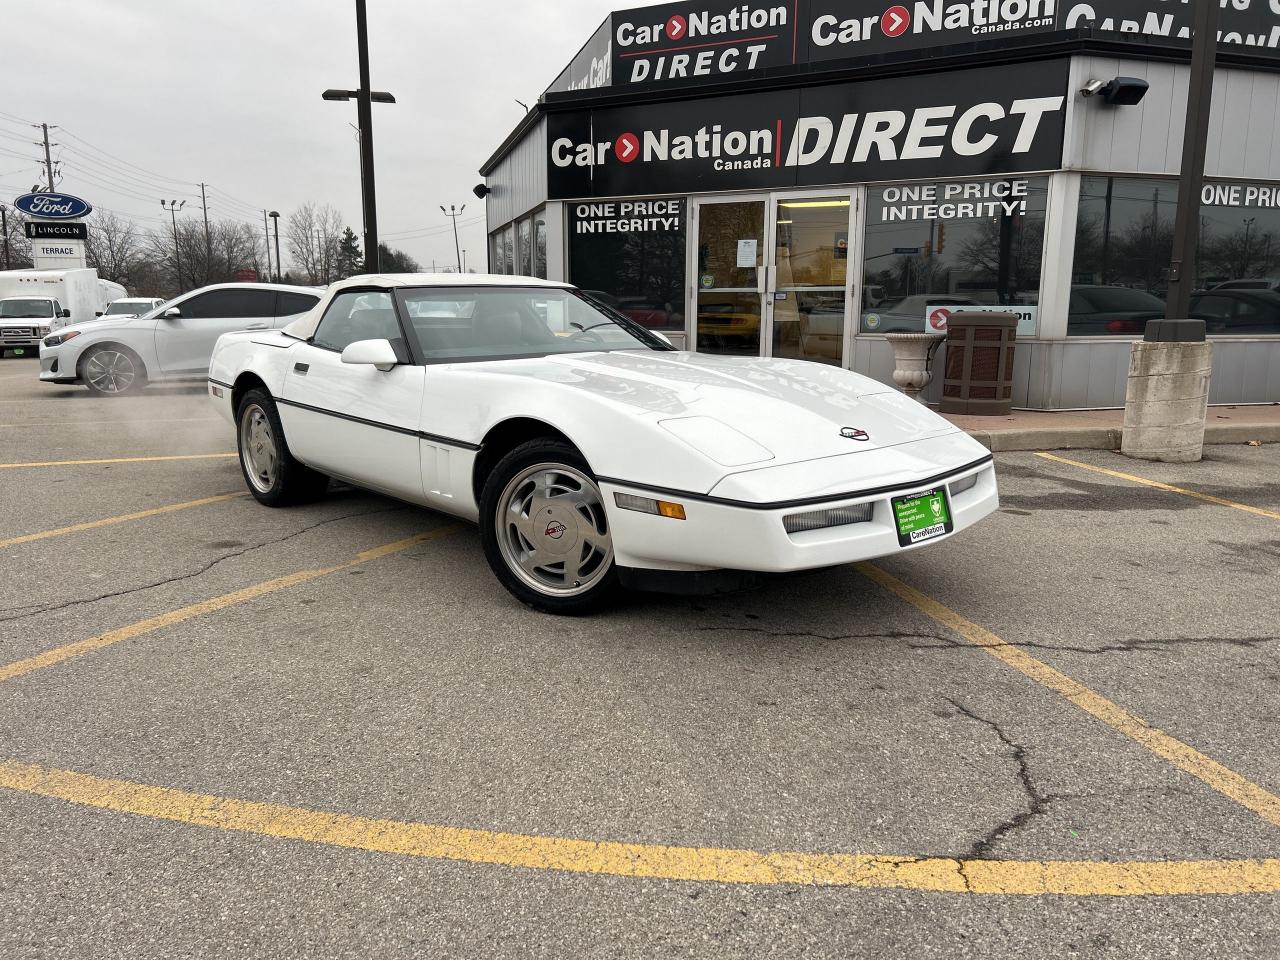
[154,288,278,375]
[278,289,426,502]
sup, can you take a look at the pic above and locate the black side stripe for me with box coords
[274,396,481,450]
[208,378,233,390]
[596,455,995,512]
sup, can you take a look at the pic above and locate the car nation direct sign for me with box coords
[548,60,1069,198]
[13,192,93,220]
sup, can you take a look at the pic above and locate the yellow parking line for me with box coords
[0,453,236,470]
[1,758,1278,896]
[857,563,1280,831]
[0,493,244,550]
[1037,452,1280,522]
[0,526,462,685]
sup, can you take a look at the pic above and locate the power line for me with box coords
[58,127,193,187]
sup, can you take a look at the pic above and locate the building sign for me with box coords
[876,178,1032,222]
[1202,181,1280,209]
[25,221,89,241]
[31,242,85,264]
[611,0,798,85]
[13,192,93,219]
[547,17,613,93]
[548,61,1069,198]
[927,302,1038,337]
[560,1,1280,93]
[570,198,685,234]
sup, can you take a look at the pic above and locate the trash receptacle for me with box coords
[940,312,1018,416]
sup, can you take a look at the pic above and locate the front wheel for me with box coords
[81,346,146,396]
[480,439,619,615]
[236,389,329,506]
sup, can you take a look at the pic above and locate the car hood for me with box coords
[478,350,959,467]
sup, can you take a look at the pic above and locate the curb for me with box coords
[963,422,1280,453]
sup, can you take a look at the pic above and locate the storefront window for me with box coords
[490,230,507,275]
[862,177,1048,338]
[773,198,850,365]
[1072,177,1280,336]
[568,198,685,331]
[533,210,547,279]
[517,218,532,276]
[501,226,515,277]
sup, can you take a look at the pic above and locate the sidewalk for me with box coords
[940,405,1280,452]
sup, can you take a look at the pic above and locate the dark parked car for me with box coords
[1067,286,1166,336]
[1191,289,1280,334]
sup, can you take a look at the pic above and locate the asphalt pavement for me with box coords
[1,356,1278,959]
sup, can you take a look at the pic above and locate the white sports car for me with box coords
[209,274,998,613]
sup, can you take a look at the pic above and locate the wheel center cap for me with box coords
[537,506,579,557]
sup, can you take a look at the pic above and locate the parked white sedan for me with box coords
[40,283,321,395]
[209,274,998,613]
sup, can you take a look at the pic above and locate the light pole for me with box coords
[323,0,396,274]
[441,204,465,273]
[0,203,9,270]
[462,249,467,273]
[1241,217,1256,277]
[269,211,282,282]
[161,199,187,293]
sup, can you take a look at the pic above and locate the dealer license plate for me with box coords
[892,487,953,547]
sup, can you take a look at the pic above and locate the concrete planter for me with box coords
[884,333,947,402]
[1121,341,1214,463]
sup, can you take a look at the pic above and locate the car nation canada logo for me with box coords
[811,0,1056,50]
[614,1,792,83]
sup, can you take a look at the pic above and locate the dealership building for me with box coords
[480,1,1280,408]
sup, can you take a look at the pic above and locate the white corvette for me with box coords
[209,274,998,613]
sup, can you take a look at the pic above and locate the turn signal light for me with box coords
[614,492,686,520]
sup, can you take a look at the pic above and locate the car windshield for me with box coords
[104,301,144,315]
[0,299,53,319]
[397,287,672,362]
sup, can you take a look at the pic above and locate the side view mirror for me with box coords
[163,307,181,319]
[340,338,398,372]
[95,311,104,317]
[61,309,72,319]
[653,331,674,346]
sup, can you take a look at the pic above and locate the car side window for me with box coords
[311,291,402,353]
[276,292,320,317]
[181,289,276,319]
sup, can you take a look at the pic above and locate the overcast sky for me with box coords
[2,0,619,272]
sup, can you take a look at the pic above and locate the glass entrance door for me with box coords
[692,198,766,357]
[770,197,852,366]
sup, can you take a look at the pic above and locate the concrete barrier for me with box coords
[1121,342,1214,463]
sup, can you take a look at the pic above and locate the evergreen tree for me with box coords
[378,242,422,273]
[336,227,362,279]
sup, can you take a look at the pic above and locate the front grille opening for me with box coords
[784,503,874,535]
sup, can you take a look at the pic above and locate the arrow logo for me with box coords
[614,132,640,163]
[881,5,911,38]
[665,14,687,40]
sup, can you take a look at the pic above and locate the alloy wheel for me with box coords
[84,350,137,394]
[240,403,278,494]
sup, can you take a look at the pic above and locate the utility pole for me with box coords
[441,204,465,273]
[1,204,10,269]
[198,183,212,284]
[161,199,187,294]
[262,210,273,282]
[462,249,467,273]
[269,211,282,282]
[40,123,56,191]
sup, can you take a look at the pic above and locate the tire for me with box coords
[235,388,329,507]
[80,345,147,396]
[479,439,619,615]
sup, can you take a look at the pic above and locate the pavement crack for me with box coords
[0,506,408,625]
[947,698,1061,861]
[694,626,956,645]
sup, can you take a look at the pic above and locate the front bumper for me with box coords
[38,345,75,382]
[602,459,998,574]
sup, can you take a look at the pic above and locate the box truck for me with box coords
[0,269,127,356]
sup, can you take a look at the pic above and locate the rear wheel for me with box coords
[480,439,619,615]
[236,388,329,506]
[81,346,146,396]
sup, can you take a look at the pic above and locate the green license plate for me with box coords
[892,487,953,547]
[12,348,26,356]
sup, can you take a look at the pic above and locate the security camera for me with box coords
[1081,77,1150,106]
[1080,79,1107,97]
[473,183,491,199]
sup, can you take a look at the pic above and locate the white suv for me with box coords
[40,282,322,396]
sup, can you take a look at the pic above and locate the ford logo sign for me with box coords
[13,192,93,220]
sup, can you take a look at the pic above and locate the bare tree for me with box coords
[1,207,33,269]
[85,210,144,286]
[287,202,345,284]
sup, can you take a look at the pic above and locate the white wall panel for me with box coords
[485,119,549,231]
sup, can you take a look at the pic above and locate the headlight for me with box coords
[43,330,81,347]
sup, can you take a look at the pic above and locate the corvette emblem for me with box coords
[544,520,568,540]
[841,428,871,442]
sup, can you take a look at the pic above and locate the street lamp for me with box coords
[269,211,282,282]
[1242,216,1257,277]
[322,0,397,274]
[161,199,187,293]
[441,204,465,274]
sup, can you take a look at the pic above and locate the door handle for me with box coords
[293,362,309,374]
[246,322,269,330]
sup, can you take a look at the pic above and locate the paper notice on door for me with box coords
[736,239,758,268]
